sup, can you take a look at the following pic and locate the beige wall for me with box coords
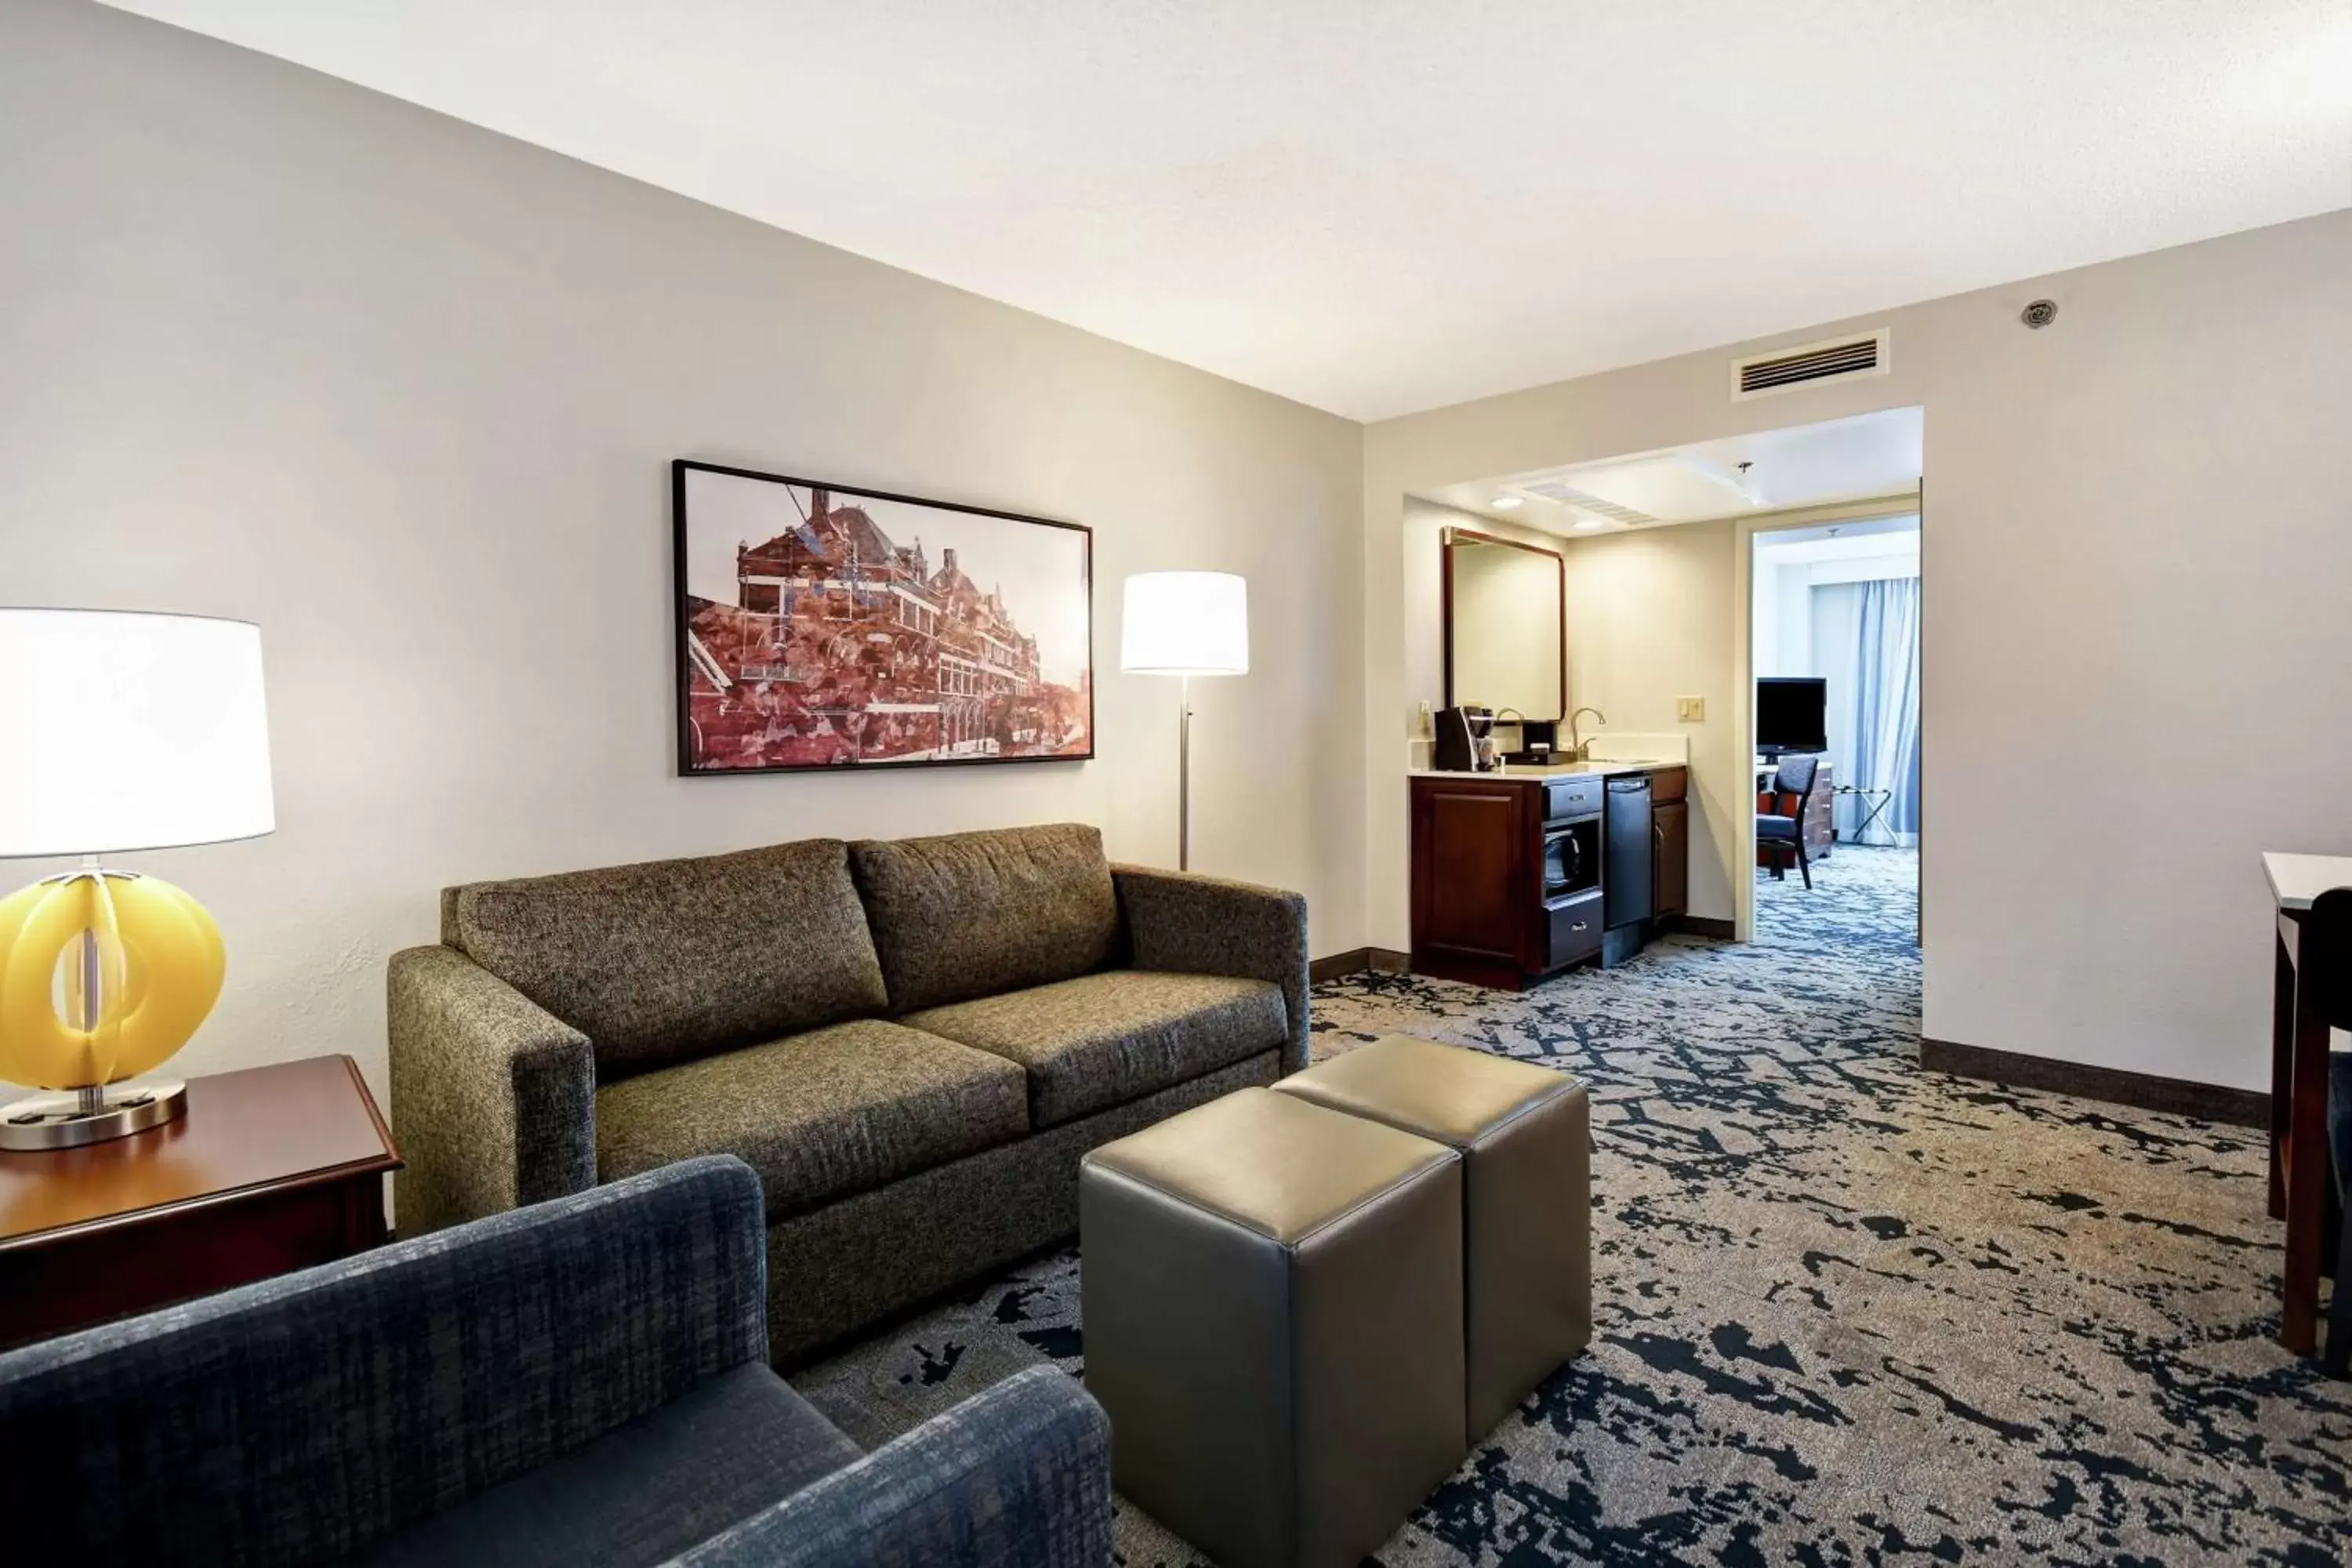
[1559,522,1742,925]
[1367,205,2352,1091]
[0,0,1367,1110]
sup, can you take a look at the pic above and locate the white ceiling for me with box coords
[1422,408,1923,536]
[1755,520,1922,565]
[101,1,2352,421]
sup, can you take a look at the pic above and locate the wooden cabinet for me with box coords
[1411,765,1692,989]
[1653,799,1689,917]
[1410,773,1540,988]
[0,1057,398,1348]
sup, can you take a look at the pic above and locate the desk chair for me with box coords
[2313,887,2352,1377]
[1758,753,1820,890]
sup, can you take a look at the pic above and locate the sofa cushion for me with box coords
[850,824,1119,1014]
[363,1363,859,1568]
[903,971,1290,1129]
[442,838,889,1080]
[597,1020,1029,1219]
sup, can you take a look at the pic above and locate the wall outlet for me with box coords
[1676,695,1706,722]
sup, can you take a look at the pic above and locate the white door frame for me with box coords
[1729,493,1922,942]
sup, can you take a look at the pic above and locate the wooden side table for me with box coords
[0,1055,400,1348]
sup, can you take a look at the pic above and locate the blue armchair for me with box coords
[0,1156,1111,1567]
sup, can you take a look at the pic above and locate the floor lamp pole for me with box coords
[1178,674,1192,871]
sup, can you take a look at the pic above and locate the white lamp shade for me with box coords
[1120,572,1249,676]
[0,609,274,857]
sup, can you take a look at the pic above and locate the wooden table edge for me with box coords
[0,1054,402,1254]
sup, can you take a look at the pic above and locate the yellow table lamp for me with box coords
[0,610,273,1150]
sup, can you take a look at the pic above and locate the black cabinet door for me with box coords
[1546,888,1606,968]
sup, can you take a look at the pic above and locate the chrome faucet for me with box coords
[1568,706,1606,760]
[1489,707,1525,773]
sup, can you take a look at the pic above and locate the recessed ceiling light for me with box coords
[1572,518,1608,532]
[1490,495,1523,510]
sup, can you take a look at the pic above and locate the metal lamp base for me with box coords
[0,1080,187,1152]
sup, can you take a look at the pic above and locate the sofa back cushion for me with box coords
[850,824,1119,1013]
[441,839,889,1080]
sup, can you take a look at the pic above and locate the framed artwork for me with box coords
[673,459,1094,775]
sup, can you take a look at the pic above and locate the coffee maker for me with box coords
[1432,705,1496,771]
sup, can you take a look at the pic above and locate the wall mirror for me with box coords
[1443,528,1565,720]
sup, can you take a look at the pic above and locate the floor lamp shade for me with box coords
[1120,573,1247,873]
[0,610,273,1150]
[1120,572,1249,676]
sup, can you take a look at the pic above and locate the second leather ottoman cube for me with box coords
[1080,1087,1464,1568]
[1276,1035,1592,1438]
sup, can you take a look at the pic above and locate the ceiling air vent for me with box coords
[1731,329,1889,401]
[1521,483,1653,527]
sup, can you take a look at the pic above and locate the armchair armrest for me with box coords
[0,1157,770,1568]
[1112,865,1310,1073]
[388,942,597,1236]
[670,1366,1112,1568]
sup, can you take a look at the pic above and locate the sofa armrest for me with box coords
[1112,865,1310,1073]
[669,1366,1112,1568]
[388,943,597,1236]
[0,1158,771,1567]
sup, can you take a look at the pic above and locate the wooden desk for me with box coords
[0,1055,399,1348]
[2263,852,2352,1355]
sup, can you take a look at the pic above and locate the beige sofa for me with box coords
[387,822,1308,1362]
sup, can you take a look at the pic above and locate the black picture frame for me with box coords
[673,459,1095,776]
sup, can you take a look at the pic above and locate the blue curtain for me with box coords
[1847,577,1921,845]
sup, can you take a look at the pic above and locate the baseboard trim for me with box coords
[1920,1036,2270,1128]
[1308,950,1362,983]
[1308,947,1411,983]
[1664,915,1736,939]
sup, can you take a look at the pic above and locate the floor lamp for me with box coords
[1120,572,1248,871]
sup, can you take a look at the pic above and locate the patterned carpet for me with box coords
[794,848,2352,1565]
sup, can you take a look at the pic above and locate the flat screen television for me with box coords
[1755,677,1828,755]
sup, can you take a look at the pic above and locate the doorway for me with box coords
[1740,509,1922,943]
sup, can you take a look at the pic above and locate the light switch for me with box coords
[1676,695,1706,722]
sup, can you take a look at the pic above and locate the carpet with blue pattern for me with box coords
[794,848,2351,1565]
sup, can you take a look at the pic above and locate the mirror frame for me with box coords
[1441,526,1567,721]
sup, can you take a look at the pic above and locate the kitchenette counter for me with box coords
[1407,759,1690,988]
[1406,759,1681,781]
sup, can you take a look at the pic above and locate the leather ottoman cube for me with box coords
[1276,1035,1591,1438]
[1080,1087,1464,1568]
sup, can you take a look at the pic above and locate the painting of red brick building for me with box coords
[674,461,1093,773]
